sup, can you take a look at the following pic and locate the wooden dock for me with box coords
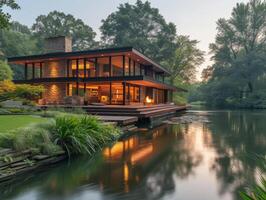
[98,115,138,126]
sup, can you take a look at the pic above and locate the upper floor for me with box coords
[8,37,170,85]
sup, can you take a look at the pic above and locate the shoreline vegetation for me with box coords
[0,112,121,183]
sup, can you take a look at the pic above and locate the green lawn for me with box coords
[0,115,48,133]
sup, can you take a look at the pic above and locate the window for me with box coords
[130,59,134,76]
[124,57,129,76]
[135,62,141,76]
[98,57,110,77]
[86,58,96,78]
[111,83,124,104]
[112,56,123,76]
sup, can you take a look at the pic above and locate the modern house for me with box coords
[8,36,182,107]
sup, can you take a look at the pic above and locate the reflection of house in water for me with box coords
[91,124,177,195]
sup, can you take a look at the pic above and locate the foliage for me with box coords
[32,11,97,51]
[15,84,44,101]
[52,114,121,156]
[0,80,16,101]
[0,0,20,29]
[0,21,40,79]
[163,35,204,84]
[193,0,266,108]
[0,80,44,102]
[240,155,266,200]
[0,60,13,81]
[100,0,177,64]
[0,113,121,157]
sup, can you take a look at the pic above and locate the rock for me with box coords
[32,155,50,161]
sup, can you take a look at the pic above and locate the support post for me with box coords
[128,83,130,104]
[32,63,35,79]
[109,56,112,77]
[109,82,112,105]
[95,58,98,77]
[122,55,125,77]
[67,60,70,78]
[129,58,131,76]
[133,61,136,76]
[84,83,86,96]
[24,63,28,80]
[76,59,79,78]
[122,81,126,105]
[84,58,86,78]
[40,62,43,78]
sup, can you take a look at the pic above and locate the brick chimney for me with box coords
[44,36,72,53]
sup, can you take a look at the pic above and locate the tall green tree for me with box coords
[0,21,40,79]
[0,0,20,29]
[32,11,97,51]
[100,0,177,63]
[195,0,266,108]
[0,60,13,81]
[163,35,204,84]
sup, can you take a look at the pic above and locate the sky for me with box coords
[5,0,249,80]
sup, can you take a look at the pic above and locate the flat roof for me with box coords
[8,47,171,75]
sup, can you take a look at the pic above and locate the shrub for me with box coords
[0,60,13,81]
[52,114,121,156]
[0,80,44,102]
[14,84,44,101]
[0,80,16,101]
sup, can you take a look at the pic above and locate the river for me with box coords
[1,110,265,200]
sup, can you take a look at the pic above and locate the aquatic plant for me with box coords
[240,155,266,200]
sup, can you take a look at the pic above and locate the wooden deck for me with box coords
[39,104,188,126]
[82,104,187,118]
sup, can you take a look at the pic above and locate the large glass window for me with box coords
[111,83,123,104]
[111,56,123,76]
[124,57,129,76]
[98,57,110,77]
[130,59,134,76]
[135,62,141,76]
[130,85,140,102]
[71,59,78,77]
[86,58,96,78]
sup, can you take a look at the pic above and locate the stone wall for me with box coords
[40,83,67,105]
[42,60,67,78]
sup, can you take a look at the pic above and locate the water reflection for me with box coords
[0,110,265,200]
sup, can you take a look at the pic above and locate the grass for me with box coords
[0,113,121,157]
[0,115,48,133]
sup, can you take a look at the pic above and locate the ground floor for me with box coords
[39,82,172,105]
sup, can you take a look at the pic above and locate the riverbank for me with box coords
[0,112,121,183]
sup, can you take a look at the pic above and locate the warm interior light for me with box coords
[145,96,152,104]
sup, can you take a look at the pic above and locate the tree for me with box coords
[32,11,97,51]
[0,22,40,80]
[0,60,13,81]
[163,35,204,84]
[100,0,177,63]
[0,0,20,29]
[201,65,214,82]
[196,0,266,108]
